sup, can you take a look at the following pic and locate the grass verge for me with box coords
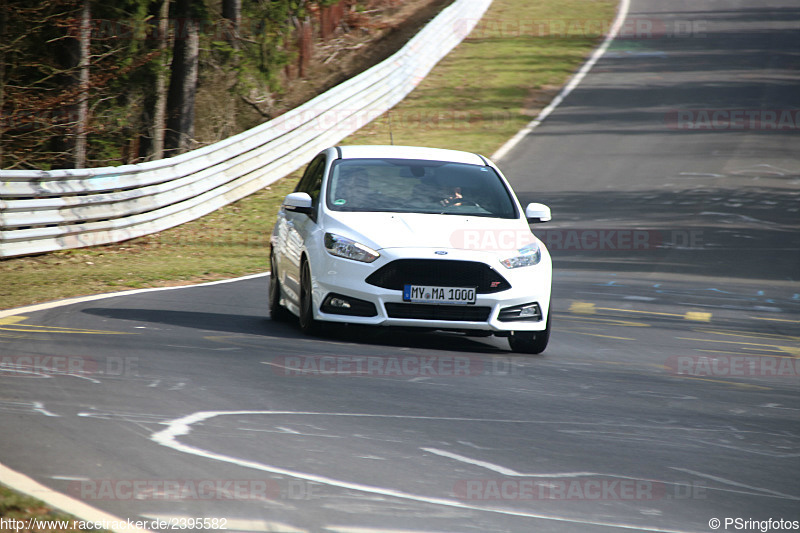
[0,484,104,532]
[0,0,617,310]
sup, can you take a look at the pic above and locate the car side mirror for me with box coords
[525,203,551,223]
[283,192,314,215]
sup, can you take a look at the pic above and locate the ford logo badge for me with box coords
[435,251,448,255]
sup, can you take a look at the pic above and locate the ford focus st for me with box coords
[269,145,553,353]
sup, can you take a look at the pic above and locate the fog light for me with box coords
[321,293,378,317]
[329,297,351,309]
[498,302,542,322]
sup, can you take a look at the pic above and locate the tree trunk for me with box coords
[221,0,240,48]
[0,0,6,168]
[164,0,198,156]
[298,17,312,78]
[73,0,90,168]
[150,0,170,160]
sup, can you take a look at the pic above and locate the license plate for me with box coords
[403,285,476,305]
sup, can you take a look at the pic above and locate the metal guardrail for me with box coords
[0,0,492,258]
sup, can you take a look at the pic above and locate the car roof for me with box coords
[335,145,487,166]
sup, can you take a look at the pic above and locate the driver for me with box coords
[440,186,464,207]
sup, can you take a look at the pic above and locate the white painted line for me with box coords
[670,468,800,501]
[422,447,521,476]
[491,0,633,161]
[422,447,800,500]
[150,410,698,533]
[0,272,268,319]
[32,401,59,417]
[0,462,154,533]
[422,448,596,477]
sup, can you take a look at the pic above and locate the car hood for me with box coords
[324,211,539,253]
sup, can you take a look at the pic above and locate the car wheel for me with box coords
[508,309,551,354]
[269,253,291,322]
[298,260,321,335]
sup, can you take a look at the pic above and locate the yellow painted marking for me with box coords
[0,316,133,335]
[751,316,800,324]
[738,345,789,354]
[670,375,772,391]
[562,315,650,328]
[691,328,800,344]
[572,303,714,323]
[694,349,795,359]
[569,301,596,314]
[599,307,683,318]
[0,318,28,339]
[678,337,799,357]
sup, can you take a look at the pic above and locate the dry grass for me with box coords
[0,0,616,311]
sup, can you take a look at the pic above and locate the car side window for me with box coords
[294,154,326,220]
[296,155,324,194]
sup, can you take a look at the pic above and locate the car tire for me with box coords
[508,309,551,354]
[298,260,321,335]
[269,253,291,322]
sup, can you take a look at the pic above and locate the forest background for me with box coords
[0,0,440,170]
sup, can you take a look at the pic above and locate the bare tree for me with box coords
[150,0,170,160]
[73,0,90,168]
[164,0,198,156]
[0,0,6,168]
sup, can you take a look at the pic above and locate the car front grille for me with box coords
[384,303,492,322]
[365,259,510,294]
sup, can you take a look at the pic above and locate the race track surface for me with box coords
[1,0,798,531]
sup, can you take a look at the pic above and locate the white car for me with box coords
[269,145,553,353]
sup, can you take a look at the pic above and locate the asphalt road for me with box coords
[1,0,799,532]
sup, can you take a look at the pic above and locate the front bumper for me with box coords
[308,247,552,332]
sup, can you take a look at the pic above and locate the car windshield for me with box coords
[326,158,518,218]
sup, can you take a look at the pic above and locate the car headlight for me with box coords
[324,233,380,263]
[500,242,541,269]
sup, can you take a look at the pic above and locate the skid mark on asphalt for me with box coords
[424,447,798,501]
[149,410,791,532]
[663,375,772,391]
[77,409,177,424]
[561,300,800,386]
[670,468,799,500]
[678,334,800,358]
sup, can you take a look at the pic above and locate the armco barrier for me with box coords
[0,0,492,258]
